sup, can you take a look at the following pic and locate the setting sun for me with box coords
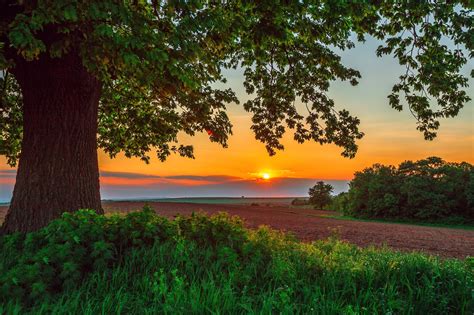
[262,173,270,180]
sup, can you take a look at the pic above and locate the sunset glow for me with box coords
[262,173,271,180]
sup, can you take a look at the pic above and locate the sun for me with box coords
[262,173,271,180]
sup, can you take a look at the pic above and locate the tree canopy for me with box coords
[1,1,472,166]
[346,157,474,222]
[309,181,333,209]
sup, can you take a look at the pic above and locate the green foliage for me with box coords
[1,2,472,163]
[326,192,350,212]
[174,212,246,249]
[0,207,472,314]
[0,71,22,166]
[0,206,176,304]
[345,157,474,222]
[374,2,473,140]
[309,181,334,209]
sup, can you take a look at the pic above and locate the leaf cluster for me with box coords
[373,2,473,140]
[309,180,334,209]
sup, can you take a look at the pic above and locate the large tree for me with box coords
[0,1,472,233]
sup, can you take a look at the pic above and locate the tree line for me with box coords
[330,157,473,223]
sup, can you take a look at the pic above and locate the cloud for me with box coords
[99,172,244,187]
[100,174,349,199]
[248,169,295,178]
[0,170,350,202]
[100,171,241,182]
[0,170,15,202]
[165,175,241,181]
[0,169,17,178]
[100,171,162,179]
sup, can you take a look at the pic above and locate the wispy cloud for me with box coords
[100,171,241,182]
[165,175,241,181]
[100,171,162,179]
[100,172,244,187]
[0,170,17,178]
[0,170,349,202]
[99,172,349,199]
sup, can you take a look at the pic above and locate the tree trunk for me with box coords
[1,52,103,234]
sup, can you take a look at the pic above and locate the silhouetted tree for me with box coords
[309,181,334,210]
[0,2,472,232]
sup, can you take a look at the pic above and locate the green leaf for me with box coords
[63,6,78,22]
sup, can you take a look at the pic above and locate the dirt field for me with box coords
[1,201,473,259]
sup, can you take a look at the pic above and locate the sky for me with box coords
[0,37,473,202]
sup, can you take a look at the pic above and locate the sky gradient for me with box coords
[0,37,472,202]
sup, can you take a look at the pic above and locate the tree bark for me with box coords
[1,52,103,234]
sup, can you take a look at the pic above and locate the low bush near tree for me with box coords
[0,207,472,314]
[290,198,309,206]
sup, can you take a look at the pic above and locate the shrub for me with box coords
[345,157,474,222]
[0,206,176,304]
[326,192,350,212]
[290,198,309,206]
[0,206,246,304]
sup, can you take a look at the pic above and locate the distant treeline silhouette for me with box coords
[341,157,473,223]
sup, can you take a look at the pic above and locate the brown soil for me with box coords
[1,201,473,259]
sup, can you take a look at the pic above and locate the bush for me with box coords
[0,206,176,304]
[326,192,350,212]
[0,207,472,314]
[290,198,309,206]
[345,157,474,223]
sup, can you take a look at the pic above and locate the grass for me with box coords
[1,207,473,314]
[289,204,315,210]
[316,213,474,231]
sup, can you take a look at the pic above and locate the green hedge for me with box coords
[1,207,473,314]
[344,157,473,223]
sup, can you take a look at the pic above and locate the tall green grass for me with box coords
[1,207,472,314]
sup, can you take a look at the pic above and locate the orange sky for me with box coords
[97,112,473,182]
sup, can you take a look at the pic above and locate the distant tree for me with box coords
[0,2,472,232]
[309,181,334,210]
